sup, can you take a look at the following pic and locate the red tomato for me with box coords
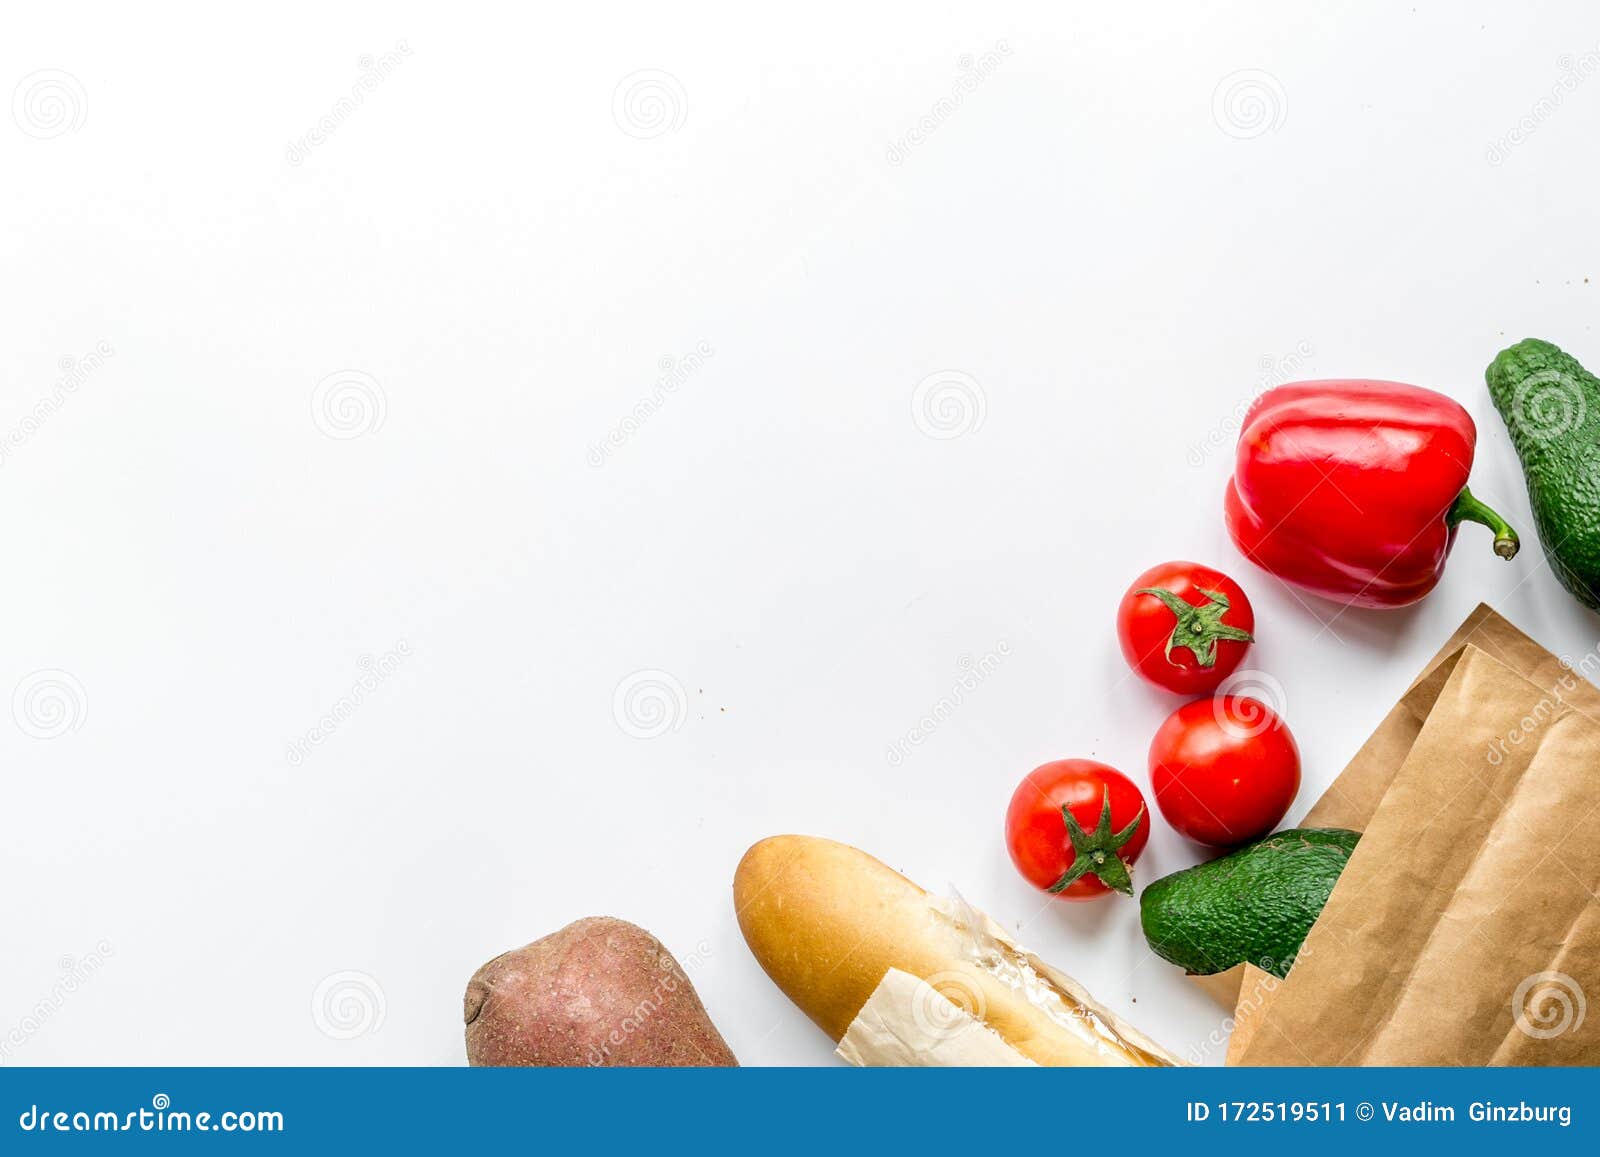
[1116,561,1255,695]
[1004,760,1150,900]
[1148,696,1300,847]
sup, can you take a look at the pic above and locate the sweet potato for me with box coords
[463,916,736,1066]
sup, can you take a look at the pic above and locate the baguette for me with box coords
[734,834,1178,1066]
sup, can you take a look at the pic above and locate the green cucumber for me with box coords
[1139,828,1359,978]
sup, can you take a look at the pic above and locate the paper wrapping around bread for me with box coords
[832,896,1182,1067]
[1204,605,1600,1065]
[734,834,1182,1067]
[836,968,1037,1066]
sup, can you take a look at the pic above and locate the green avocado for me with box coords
[1487,338,1600,612]
[1139,828,1360,978]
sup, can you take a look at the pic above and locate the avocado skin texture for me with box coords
[1487,338,1600,611]
[1139,828,1360,978]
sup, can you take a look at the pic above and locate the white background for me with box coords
[3,0,1598,1066]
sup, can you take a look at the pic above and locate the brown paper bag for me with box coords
[1230,623,1600,1064]
[1196,605,1600,1060]
[1194,605,1599,1060]
[1215,632,1484,1059]
[1203,604,1523,1011]
[1204,606,1599,1000]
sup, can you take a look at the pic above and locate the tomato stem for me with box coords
[1048,788,1145,896]
[1136,586,1254,669]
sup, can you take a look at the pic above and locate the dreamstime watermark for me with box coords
[585,939,712,1065]
[588,342,715,466]
[12,69,87,139]
[886,43,1011,166]
[1504,366,1587,441]
[17,1095,283,1134]
[1187,341,1313,467]
[908,970,989,1043]
[1484,693,1565,766]
[1511,970,1586,1040]
[1482,642,1600,766]
[311,970,386,1040]
[886,642,1011,766]
[311,369,386,439]
[612,70,687,139]
[285,642,412,765]
[911,370,986,440]
[1487,47,1600,166]
[0,941,114,1064]
[1212,69,1287,140]
[12,669,88,740]
[0,341,115,468]
[1187,950,1301,1064]
[285,42,412,166]
[1212,670,1288,740]
[16,1094,284,1139]
[612,669,688,739]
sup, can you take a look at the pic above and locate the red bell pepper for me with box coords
[1224,380,1519,608]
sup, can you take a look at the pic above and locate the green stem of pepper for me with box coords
[1447,486,1521,560]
